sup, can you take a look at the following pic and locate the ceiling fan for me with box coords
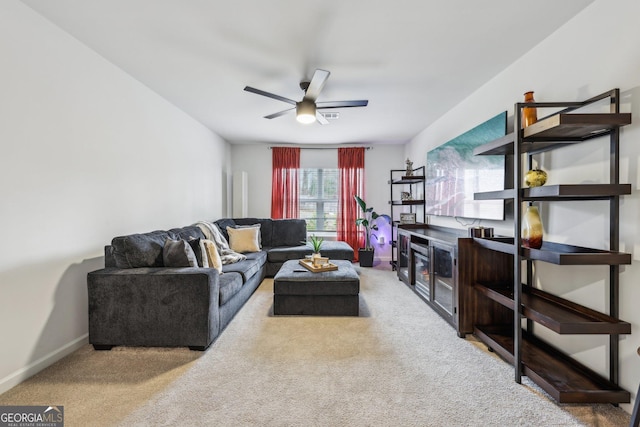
[244,69,368,125]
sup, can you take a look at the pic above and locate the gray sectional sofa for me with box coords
[87,218,354,351]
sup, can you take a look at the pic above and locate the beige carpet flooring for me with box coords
[0,264,631,426]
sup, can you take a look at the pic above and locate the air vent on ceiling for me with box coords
[320,112,340,120]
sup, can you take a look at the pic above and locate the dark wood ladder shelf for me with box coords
[475,282,631,335]
[474,325,631,404]
[470,89,631,404]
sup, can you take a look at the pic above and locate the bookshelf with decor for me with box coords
[472,88,632,404]
[389,166,425,273]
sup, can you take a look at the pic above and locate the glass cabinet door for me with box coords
[432,245,454,316]
[413,247,430,300]
[397,232,410,283]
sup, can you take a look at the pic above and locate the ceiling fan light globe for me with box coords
[296,113,316,124]
[296,100,316,124]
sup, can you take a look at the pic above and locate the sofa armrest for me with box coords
[87,267,221,349]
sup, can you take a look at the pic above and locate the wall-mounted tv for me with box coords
[425,111,507,221]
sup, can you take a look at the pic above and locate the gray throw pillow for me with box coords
[163,238,198,267]
[111,230,172,268]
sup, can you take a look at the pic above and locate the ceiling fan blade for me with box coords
[304,69,330,101]
[316,100,369,109]
[264,108,295,119]
[244,86,297,105]
[316,112,329,125]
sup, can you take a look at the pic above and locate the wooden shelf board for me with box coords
[473,113,630,156]
[474,281,515,308]
[472,237,515,254]
[475,282,631,334]
[390,200,425,206]
[522,113,631,140]
[473,133,515,156]
[524,241,632,265]
[475,184,631,202]
[390,175,425,184]
[474,137,579,156]
[474,189,515,200]
[472,237,631,265]
[523,184,632,200]
[474,325,630,403]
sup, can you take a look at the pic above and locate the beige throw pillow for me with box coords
[226,226,261,253]
[202,239,223,274]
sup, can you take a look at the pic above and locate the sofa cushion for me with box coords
[169,225,206,241]
[222,251,266,282]
[266,241,354,264]
[233,218,273,247]
[111,230,172,268]
[227,226,261,253]
[267,245,312,263]
[213,219,236,243]
[271,219,307,247]
[312,241,355,261]
[163,238,199,268]
[219,272,244,306]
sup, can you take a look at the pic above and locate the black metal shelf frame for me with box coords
[389,166,426,270]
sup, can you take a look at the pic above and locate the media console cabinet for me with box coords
[395,224,512,337]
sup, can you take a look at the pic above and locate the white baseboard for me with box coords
[0,334,88,395]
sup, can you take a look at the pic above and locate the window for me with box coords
[299,168,338,232]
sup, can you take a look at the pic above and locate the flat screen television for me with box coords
[425,111,507,220]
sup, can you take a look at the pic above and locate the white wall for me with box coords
[0,1,230,394]
[230,143,404,260]
[405,0,640,413]
[229,143,273,218]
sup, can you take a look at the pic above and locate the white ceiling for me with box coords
[21,0,594,145]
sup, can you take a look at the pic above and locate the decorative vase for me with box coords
[312,252,321,259]
[523,91,538,128]
[525,168,548,187]
[522,205,543,249]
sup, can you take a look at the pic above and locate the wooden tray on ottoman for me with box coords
[298,259,338,273]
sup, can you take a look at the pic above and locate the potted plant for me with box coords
[354,195,391,267]
[302,234,324,258]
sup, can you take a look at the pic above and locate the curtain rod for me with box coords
[268,146,371,150]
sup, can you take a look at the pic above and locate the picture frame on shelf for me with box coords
[400,213,416,224]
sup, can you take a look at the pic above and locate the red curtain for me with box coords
[271,147,300,219]
[337,147,365,261]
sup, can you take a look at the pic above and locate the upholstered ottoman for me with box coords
[273,259,360,316]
